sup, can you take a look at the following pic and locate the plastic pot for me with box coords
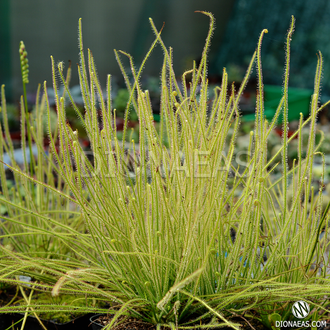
[242,85,313,123]
[90,314,109,330]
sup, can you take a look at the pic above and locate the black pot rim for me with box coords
[90,313,112,329]
[90,313,109,323]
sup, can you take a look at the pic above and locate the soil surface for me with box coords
[91,314,266,329]
[0,285,20,307]
[91,314,330,330]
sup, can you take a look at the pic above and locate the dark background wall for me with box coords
[215,0,330,99]
[3,0,330,104]
[1,0,235,102]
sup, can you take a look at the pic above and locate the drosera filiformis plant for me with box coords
[0,12,330,330]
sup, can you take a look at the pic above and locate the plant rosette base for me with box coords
[90,313,163,330]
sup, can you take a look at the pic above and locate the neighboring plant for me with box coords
[0,82,87,260]
[0,12,330,330]
[0,43,103,327]
[0,104,20,133]
[114,88,138,121]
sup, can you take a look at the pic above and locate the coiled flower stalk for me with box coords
[19,41,29,84]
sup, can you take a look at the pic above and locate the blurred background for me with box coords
[1,0,236,102]
[2,0,330,183]
[1,0,330,121]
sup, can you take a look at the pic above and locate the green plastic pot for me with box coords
[242,85,313,123]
